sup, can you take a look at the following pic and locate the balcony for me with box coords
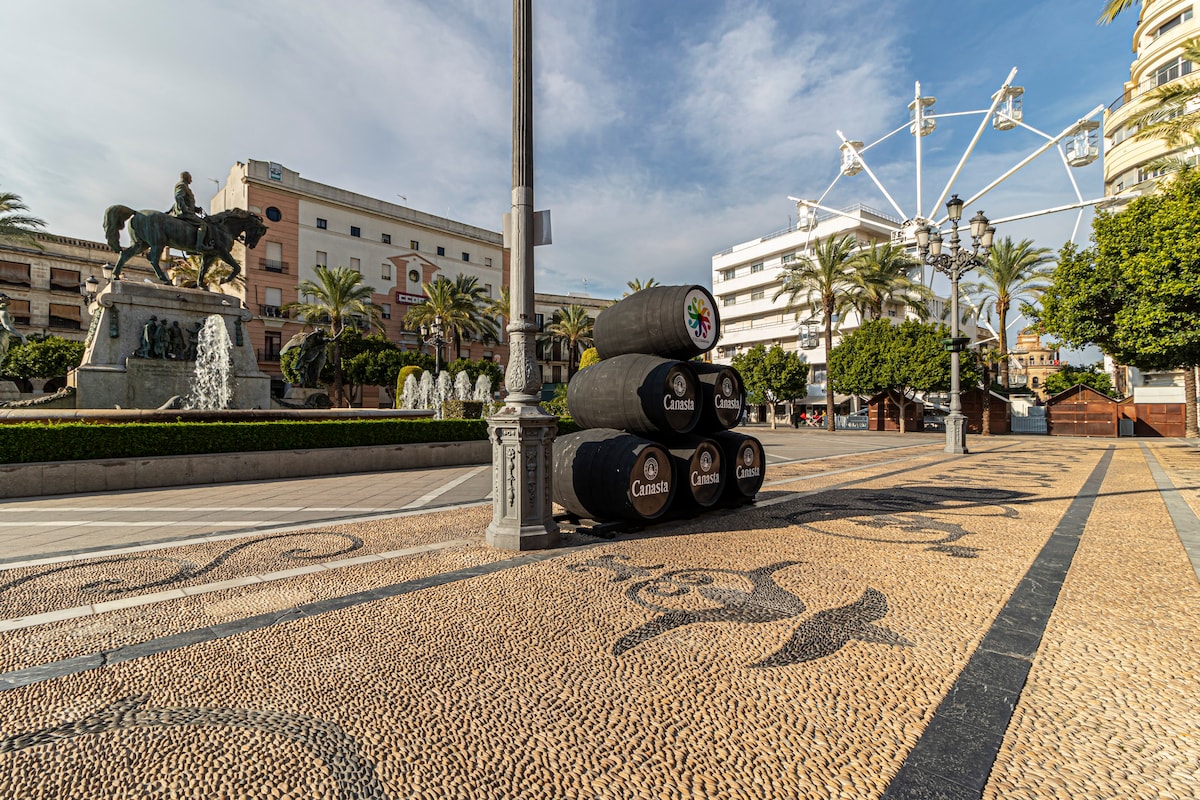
[259,305,290,319]
[258,258,289,273]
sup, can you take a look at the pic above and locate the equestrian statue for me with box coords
[103,171,268,289]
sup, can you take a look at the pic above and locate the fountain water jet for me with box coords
[186,315,233,410]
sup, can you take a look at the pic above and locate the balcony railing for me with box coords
[258,258,289,273]
[259,304,290,319]
[257,348,282,363]
[48,317,84,330]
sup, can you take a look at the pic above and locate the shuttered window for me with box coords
[0,260,31,287]
[50,267,80,293]
[6,298,30,325]
[48,303,82,330]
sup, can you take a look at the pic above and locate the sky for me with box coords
[2,0,1138,307]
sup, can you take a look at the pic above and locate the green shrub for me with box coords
[577,347,600,370]
[0,418,488,464]
[442,400,484,419]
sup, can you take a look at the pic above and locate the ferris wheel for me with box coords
[787,67,1120,268]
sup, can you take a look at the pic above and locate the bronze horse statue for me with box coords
[103,206,268,289]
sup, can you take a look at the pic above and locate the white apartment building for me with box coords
[1103,0,1199,199]
[1101,0,1198,395]
[711,203,946,405]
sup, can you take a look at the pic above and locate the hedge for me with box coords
[0,416,581,464]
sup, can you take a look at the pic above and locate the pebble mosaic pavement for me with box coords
[0,438,1197,799]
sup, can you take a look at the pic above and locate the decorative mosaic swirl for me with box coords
[779,485,1023,558]
[0,695,393,800]
[0,532,363,602]
[569,555,909,666]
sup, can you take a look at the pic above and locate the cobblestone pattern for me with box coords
[984,444,1200,799]
[0,441,1193,799]
[1148,441,1200,521]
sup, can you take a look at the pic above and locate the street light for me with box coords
[80,275,100,304]
[420,314,446,374]
[916,194,995,454]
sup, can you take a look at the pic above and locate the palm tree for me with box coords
[846,241,932,322]
[169,254,245,290]
[1097,0,1138,24]
[774,234,859,431]
[447,273,498,357]
[485,285,511,332]
[403,277,473,370]
[973,345,1005,436]
[962,237,1054,388]
[623,277,659,297]
[283,265,380,407]
[545,305,594,378]
[0,190,47,249]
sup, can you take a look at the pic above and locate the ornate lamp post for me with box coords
[915,194,995,454]
[419,315,445,374]
[485,0,558,550]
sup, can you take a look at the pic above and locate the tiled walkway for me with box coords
[0,437,1196,799]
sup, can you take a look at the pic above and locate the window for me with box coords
[1154,56,1193,87]
[552,366,562,384]
[350,226,361,237]
[263,331,282,362]
[264,241,285,272]
[381,233,391,244]
[534,312,544,331]
[350,257,361,272]
[484,283,492,296]
[751,262,764,273]
[382,262,392,280]
[316,218,327,229]
[410,240,419,250]
[315,251,327,266]
[1032,376,1040,388]
[437,246,446,256]
[720,268,735,281]
[381,303,392,319]
[6,298,29,325]
[781,253,795,264]
[262,287,284,318]
[50,267,80,293]
[265,207,282,222]
[485,257,493,267]
[408,269,420,283]
[0,260,31,288]
[461,252,470,262]
[751,289,764,301]
[1154,9,1193,39]
[48,303,81,330]
[724,294,737,305]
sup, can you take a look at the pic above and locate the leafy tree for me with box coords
[1044,364,1116,398]
[0,190,46,249]
[846,241,930,321]
[1036,168,1200,436]
[623,277,659,296]
[446,357,503,389]
[774,234,858,430]
[962,237,1054,388]
[0,334,85,379]
[282,265,381,407]
[829,319,979,433]
[731,344,808,429]
[544,304,594,378]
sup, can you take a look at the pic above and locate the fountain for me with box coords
[401,373,419,412]
[473,374,492,404]
[454,371,472,401]
[186,315,233,410]
[398,370,495,416]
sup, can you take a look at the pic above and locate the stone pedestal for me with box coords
[69,281,270,409]
[485,405,559,550]
[0,381,20,402]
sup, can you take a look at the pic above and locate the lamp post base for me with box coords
[486,403,559,550]
[944,412,968,455]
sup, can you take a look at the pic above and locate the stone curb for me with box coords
[0,440,491,499]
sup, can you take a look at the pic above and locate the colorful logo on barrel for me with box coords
[684,289,716,347]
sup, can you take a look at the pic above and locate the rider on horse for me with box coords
[172,171,208,252]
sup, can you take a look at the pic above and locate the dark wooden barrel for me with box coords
[662,436,724,511]
[593,285,721,360]
[689,363,746,432]
[553,429,675,522]
[711,430,765,504]
[567,354,700,435]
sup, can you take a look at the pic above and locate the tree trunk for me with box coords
[1186,365,1198,438]
[997,303,1010,388]
[981,363,992,436]
[896,396,907,434]
[825,297,836,432]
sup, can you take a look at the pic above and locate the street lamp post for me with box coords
[420,315,445,374]
[916,194,995,455]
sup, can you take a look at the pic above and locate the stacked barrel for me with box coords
[553,285,765,524]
